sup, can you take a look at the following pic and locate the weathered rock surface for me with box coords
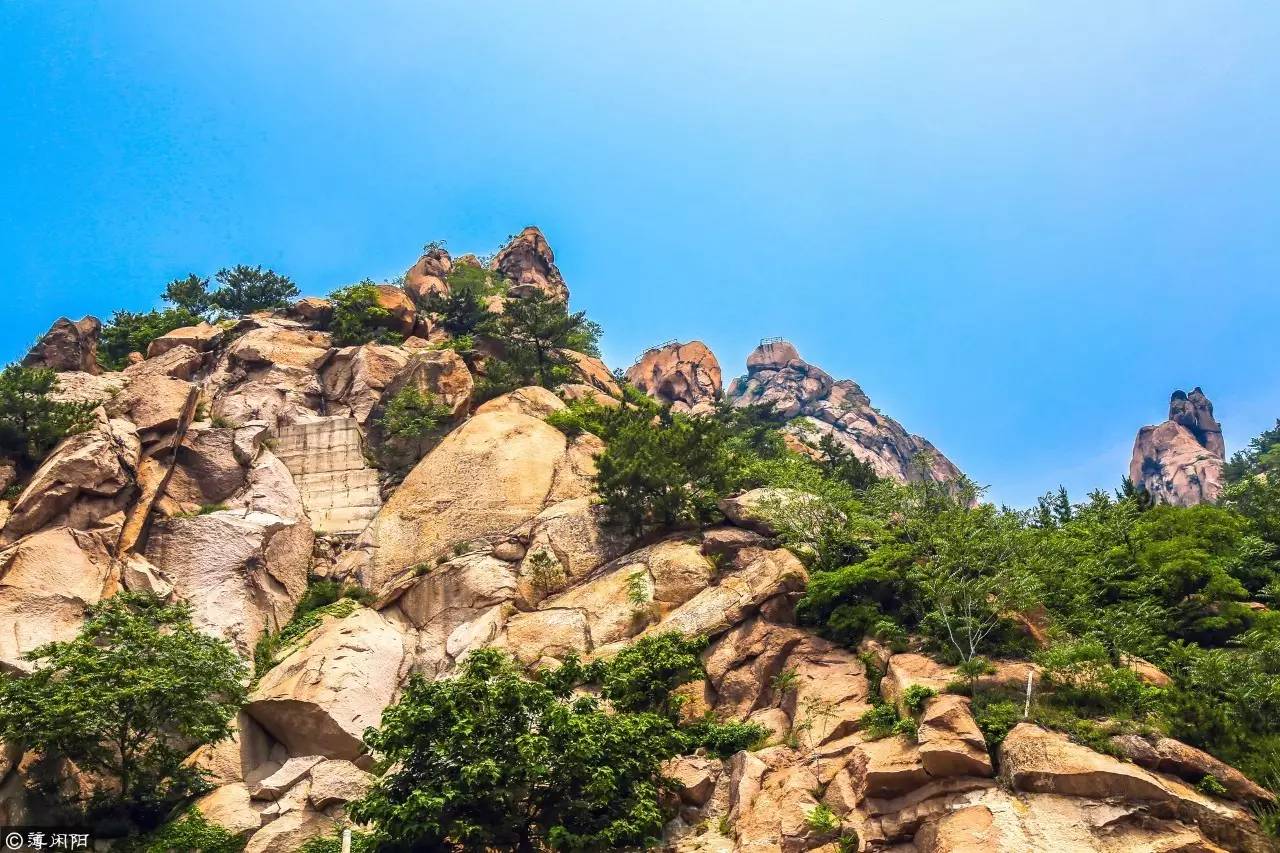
[347,410,588,595]
[246,607,407,761]
[728,340,963,485]
[562,349,622,398]
[625,341,722,414]
[493,226,569,301]
[147,322,225,358]
[1000,723,1268,852]
[23,316,102,374]
[145,452,312,654]
[1130,387,1226,507]
[206,322,332,428]
[2,416,139,541]
[403,244,452,305]
[0,527,117,672]
[321,344,410,424]
[917,695,992,778]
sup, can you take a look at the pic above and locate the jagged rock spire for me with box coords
[1129,386,1226,506]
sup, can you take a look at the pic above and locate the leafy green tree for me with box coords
[162,274,214,318]
[0,592,248,831]
[210,265,298,316]
[99,307,205,370]
[351,647,685,852]
[0,365,98,470]
[328,281,404,346]
[590,404,740,533]
[480,291,602,397]
[1225,419,1280,483]
[421,264,502,337]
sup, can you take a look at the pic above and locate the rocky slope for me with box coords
[1130,387,1226,507]
[0,230,1271,851]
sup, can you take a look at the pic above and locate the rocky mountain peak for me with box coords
[491,226,568,302]
[1130,387,1226,506]
[625,340,722,415]
[728,339,963,485]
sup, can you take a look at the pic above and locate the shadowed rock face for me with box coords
[23,316,103,375]
[1130,387,1225,506]
[726,340,964,485]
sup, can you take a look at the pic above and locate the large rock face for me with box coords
[1130,387,1226,506]
[246,608,408,761]
[23,316,103,374]
[727,340,963,485]
[275,417,381,535]
[346,409,592,595]
[0,527,118,672]
[625,341,722,415]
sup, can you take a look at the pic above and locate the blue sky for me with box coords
[2,2,1278,506]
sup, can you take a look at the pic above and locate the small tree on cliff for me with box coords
[210,264,299,316]
[0,593,248,832]
[0,364,98,470]
[480,291,602,397]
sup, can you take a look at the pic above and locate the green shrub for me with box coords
[858,703,900,740]
[350,647,686,851]
[253,579,373,677]
[892,716,920,740]
[121,809,245,853]
[1197,774,1229,797]
[0,365,98,469]
[805,803,840,834]
[378,385,452,440]
[972,698,1022,749]
[328,281,405,346]
[682,716,769,758]
[902,684,937,715]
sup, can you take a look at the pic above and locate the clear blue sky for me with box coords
[3,2,1278,506]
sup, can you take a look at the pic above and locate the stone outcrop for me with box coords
[23,316,102,374]
[147,322,225,358]
[403,245,452,305]
[246,607,407,761]
[2,416,140,541]
[145,452,312,655]
[0,527,117,672]
[205,321,332,429]
[1000,723,1269,852]
[1130,387,1226,506]
[625,340,722,414]
[492,227,568,301]
[727,340,963,485]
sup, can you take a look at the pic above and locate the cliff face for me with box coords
[1130,387,1226,507]
[0,230,1269,852]
[727,340,964,485]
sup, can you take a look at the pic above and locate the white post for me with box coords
[1022,668,1034,718]
[342,828,352,853]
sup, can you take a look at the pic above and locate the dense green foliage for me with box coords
[477,291,602,400]
[99,306,205,369]
[377,385,452,440]
[328,281,405,345]
[421,263,504,337]
[206,265,299,316]
[0,593,247,833]
[254,578,374,677]
[0,365,98,469]
[350,633,763,851]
